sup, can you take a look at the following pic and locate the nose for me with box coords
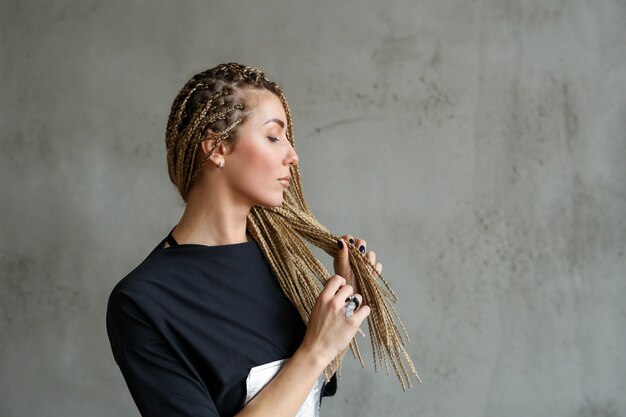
[286,143,299,167]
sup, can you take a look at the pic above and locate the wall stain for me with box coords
[310,116,366,136]
[371,34,421,67]
[575,397,620,417]
[0,250,90,326]
[562,81,579,156]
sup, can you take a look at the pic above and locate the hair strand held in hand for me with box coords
[165,62,421,389]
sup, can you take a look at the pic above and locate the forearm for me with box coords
[234,273,369,416]
[234,347,328,417]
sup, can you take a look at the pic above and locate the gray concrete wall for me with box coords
[1,1,625,416]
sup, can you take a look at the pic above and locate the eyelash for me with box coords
[267,136,280,142]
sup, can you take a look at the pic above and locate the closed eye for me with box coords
[267,136,280,142]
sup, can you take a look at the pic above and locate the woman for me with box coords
[106,63,419,417]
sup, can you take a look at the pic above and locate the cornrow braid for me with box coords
[164,62,421,390]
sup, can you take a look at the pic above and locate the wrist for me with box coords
[294,344,330,375]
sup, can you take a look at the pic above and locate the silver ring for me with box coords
[344,295,360,318]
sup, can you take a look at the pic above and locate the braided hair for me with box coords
[164,63,421,389]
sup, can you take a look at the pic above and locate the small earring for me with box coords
[217,160,224,169]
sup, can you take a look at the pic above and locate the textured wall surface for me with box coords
[1,1,625,416]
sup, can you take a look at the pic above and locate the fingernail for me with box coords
[337,239,344,249]
[349,238,355,245]
[359,245,365,254]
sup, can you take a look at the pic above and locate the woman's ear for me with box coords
[200,133,227,167]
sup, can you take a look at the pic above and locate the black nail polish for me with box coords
[349,238,355,244]
[337,239,344,249]
[359,245,365,254]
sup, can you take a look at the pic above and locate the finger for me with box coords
[335,238,350,277]
[375,262,382,274]
[354,238,367,255]
[320,275,347,300]
[350,304,371,324]
[350,293,363,309]
[355,292,368,308]
[340,293,363,309]
[342,234,356,246]
[334,284,354,304]
[365,250,376,265]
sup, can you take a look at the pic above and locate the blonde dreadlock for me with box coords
[164,63,421,389]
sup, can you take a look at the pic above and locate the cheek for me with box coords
[230,142,278,187]
[246,146,274,176]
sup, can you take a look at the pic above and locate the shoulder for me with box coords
[106,239,173,315]
[105,240,179,353]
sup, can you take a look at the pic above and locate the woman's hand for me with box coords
[333,234,383,299]
[298,275,371,367]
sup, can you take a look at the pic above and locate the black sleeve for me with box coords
[321,373,338,398]
[106,290,220,417]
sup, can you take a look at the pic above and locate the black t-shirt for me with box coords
[106,231,337,417]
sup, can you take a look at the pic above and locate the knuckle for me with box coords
[316,293,328,305]
[332,297,345,308]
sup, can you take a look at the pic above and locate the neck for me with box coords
[172,178,252,246]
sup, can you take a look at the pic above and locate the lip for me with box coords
[278,179,290,187]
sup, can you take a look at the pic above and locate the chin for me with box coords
[255,194,285,208]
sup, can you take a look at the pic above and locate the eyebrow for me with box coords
[263,118,285,128]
